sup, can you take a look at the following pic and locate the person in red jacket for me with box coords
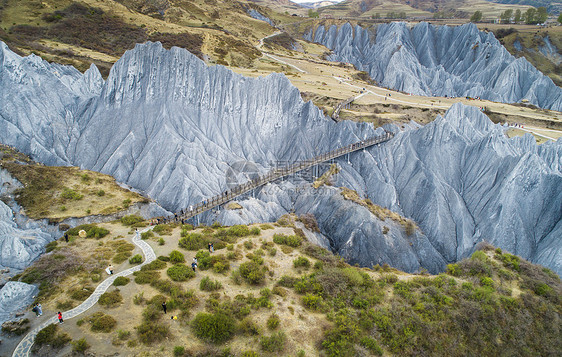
[58,311,64,324]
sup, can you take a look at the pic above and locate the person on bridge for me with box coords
[58,311,64,324]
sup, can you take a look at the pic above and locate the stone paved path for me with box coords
[12,227,156,357]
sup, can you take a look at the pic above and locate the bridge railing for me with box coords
[165,132,394,222]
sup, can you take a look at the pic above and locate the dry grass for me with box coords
[0,145,146,221]
[341,187,417,231]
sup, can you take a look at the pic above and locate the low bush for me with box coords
[226,225,250,237]
[200,276,223,291]
[153,223,173,235]
[98,289,123,307]
[260,332,286,352]
[238,317,260,336]
[113,251,132,264]
[273,233,302,247]
[250,227,261,235]
[71,337,91,353]
[239,261,265,285]
[191,312,235,343]
[133,270,160,284]
[167,264,195,281]
[179,232,206,250]
[67,224,109,238]
[129,254,143,264]
[136,320,170,345]
[267,314,280,330]
[113,276,130,286]
[141,231,154,240]
[69,286,94,301]
[169,250,185,263]
[359,336,383,355]
[293,256,311,269]
[89,312,117,332]
[141,259,167,271]
[33,324,71,351]
[302,293,323,310]
[174,346,186,357]
[120,215,144,226]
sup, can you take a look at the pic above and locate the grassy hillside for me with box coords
[7,216,561,356]
[0,0,294,76]
[0,144,147,222]
[486,24,562,86]
[316,0,532,19]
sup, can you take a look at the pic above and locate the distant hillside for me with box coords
[316,0,533,19]
[299,1,339,9]
[0,0,294,76]
[491,0,562,13]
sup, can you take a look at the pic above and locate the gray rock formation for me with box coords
[305,22,562,111]
[0,199,52,270]
[0,40,560,275]
[248,9,275,27]
[0,281,37,325]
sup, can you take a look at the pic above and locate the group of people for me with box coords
[31,303,64,324]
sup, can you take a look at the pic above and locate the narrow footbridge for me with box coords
[174,131,394,222]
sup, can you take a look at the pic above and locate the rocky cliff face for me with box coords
[0,41,560,275]
[305,22,562,111]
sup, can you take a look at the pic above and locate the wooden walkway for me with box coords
[176,131,394,222]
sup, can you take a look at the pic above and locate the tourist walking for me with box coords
[162,301,167,314]
[108,264,114,275]
[36,303,42,316]
[32,304,39,317]
[64,233,68,243]
[191,261,197,272]
[58,312,64,324]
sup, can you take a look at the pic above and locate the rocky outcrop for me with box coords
[0,282,37,325]
[248,9,275,27]
[0,41,560,275]
[305,22,562,111]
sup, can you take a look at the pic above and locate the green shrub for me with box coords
[302,293,323,310]
[267,314,280,330]
[200,276,223,291]
[61,187,83,200]
[113,276,130,286]
[71,337,90,353]
[273,234,302,247]
[33,324,71,350]
[141,231,154,240]
[136,320,170,345]
[174,346,186,357]
[239,261,265,285]
[167,264,195,281]
[169,250,185,263]
[120,215,144,226]
[260,332,286,352]
[226,225,250,237]
[158,238,165,245]
[179,233,206,250]
[141,259,167,271]
[99,290,123,307]
[293,256,311,269]
[191,312,235,343]
[117,329,131,340]
[133,270,160,284]
[446,263,461,276]
[67,224,109,238]
[158,255,170,262]
[113,251,132,264]
[153,224,173,236]
[359,336,383,355]
[480,276,494,287]
[90,313,117,333]
[242,351,260,357]
[238,318,260,336]
[69,286,94,301]
[250,227,261,235]
[129,254,143,264]
[500,253,521,271]
[45,241,58,253]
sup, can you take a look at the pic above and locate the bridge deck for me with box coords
[172,131,394,222]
